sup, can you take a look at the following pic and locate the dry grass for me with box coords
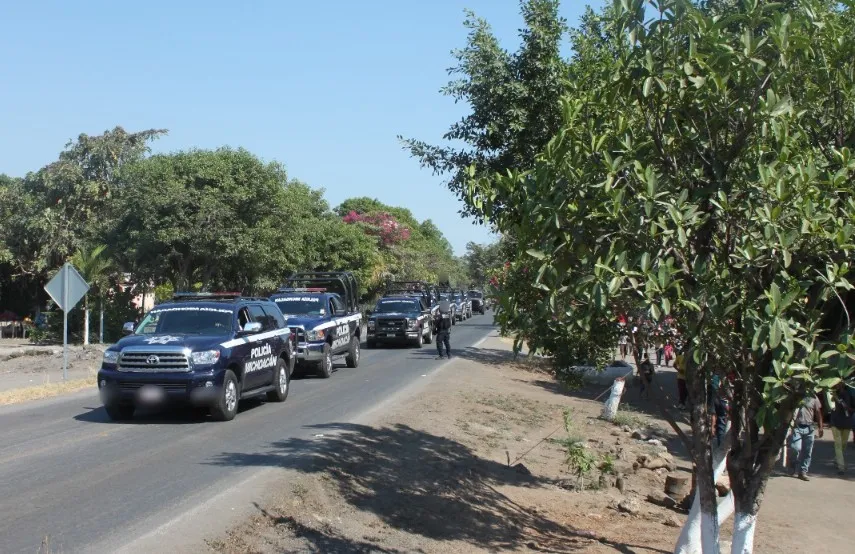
[0,371,96,406]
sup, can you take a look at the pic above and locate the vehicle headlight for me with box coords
[367,320,375,329]
[306,329,326,341]
[407,318,419,329]
[103,350,119,364]
[191,350,221,366]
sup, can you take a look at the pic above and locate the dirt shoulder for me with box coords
[0,342,104,403]
[204,334,691,553]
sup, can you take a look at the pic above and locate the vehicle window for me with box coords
[331,296,345,315]
[238,307,251,330]
[468,291,483,298]
[272,296,325,316]
[375,299,419,313]
[248,304,275,331]
[135,306,233,336]
[262,305,286,328]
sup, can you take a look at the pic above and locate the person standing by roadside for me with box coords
[674,350,688,410]
[655,340,665,366]
[663,342,674,367]
[789,393,824,481]
[638,355,655,399]
[618,332,629,360]
[433,308,452,360]
[829,381,854,476]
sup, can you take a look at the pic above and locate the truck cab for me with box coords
[97,293,295,422]
[366,292,434,348]
[270,271,361,378]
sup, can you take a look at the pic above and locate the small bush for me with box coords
[611,410,646,429]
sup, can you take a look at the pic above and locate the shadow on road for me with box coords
[73,397,267,424]
[205,422,666,553]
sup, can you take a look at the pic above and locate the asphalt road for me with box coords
[0,316,495,554]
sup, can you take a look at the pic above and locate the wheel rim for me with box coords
[354,342,360,363]
[279,366,288,394]
[225,380,237,413]
[325,351,332,373]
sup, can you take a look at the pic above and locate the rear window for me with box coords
[468,291,483,298]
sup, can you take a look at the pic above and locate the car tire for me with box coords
[345,337,360,368]
[451,313,456,325]
[266,358,290,403]
[211,369,239,421]
[317,343,333,378]
[104,403,135,421]
[425,325,433,344]
[413,329,423,348]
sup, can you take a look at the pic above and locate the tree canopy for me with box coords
[413,0,855,551]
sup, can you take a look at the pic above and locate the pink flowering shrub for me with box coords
[342,210,411,246]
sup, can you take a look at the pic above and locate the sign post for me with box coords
[44,263,89,380]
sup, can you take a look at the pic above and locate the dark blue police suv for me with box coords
[97,292,294,422]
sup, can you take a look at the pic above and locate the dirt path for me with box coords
[203,334,855,553]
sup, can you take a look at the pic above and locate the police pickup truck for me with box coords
[439,290,468,323]
[97,292,295,422]
[270,271,361,378]
[467,289,488,314]
[366,282,437,348]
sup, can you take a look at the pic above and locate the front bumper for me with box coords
[97,367,223,407]
[295,341,325,363]
[367,329,420,342]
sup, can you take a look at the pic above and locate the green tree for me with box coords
[401,0,570,221]
[70,244,114,344]
[110,148,306,293]
[466,1,855,552]
[462,240,503,287]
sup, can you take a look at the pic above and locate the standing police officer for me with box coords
[434,300,452,359]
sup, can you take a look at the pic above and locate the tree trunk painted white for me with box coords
[99,301,104,344]
[83,295,90,346]
[701,510,721,554]
[730,512,756,554]
[601,377,625,421]
[674,443,732,554]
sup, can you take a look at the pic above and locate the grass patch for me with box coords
[611,408,647,429]
[0,372,95,406]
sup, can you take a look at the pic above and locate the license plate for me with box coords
[139,385,165,403]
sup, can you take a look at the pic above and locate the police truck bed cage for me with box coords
[280,271,359,313]
[384,281,439,306]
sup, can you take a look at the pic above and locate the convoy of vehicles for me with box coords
[96,274,490,421]
[98,292,295,422]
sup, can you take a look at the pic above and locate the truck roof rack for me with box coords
[276,287,328,293]
[280,271,359,313]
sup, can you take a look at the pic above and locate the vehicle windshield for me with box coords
[273,296,326,316]
[375,300,420,313]
[135,307,233,336]
[468,291,483,298]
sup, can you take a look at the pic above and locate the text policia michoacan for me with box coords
[245,343,276,373]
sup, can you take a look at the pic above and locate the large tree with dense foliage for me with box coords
[463,1,855,552]
[400,0,570,222]
[337,197,466,292]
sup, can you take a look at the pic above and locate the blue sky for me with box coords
[0,0,602,255]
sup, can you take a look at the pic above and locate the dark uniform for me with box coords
[434,311,452,359]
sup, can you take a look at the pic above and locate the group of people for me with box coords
[789,381,855,480]
[618,321,855,481]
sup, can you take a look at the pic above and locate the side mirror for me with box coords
[122,322,135,335]
[241,322,263,335]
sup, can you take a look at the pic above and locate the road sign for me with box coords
[44,263,90,380]
[45,263,89,312]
